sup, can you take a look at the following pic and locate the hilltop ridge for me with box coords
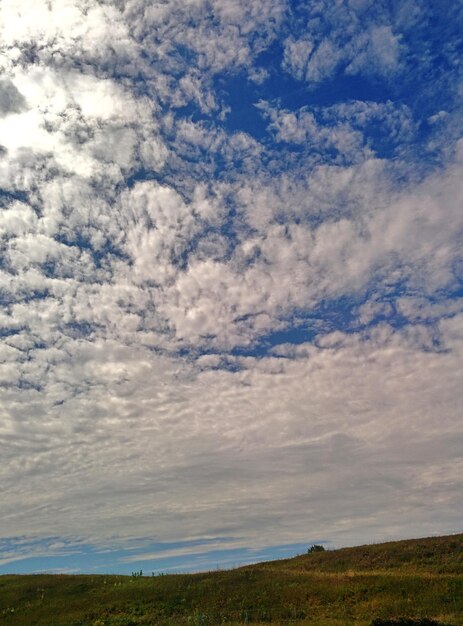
[256,533,463,575]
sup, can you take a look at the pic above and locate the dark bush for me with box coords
[307,544,325,553]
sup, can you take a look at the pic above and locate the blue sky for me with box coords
[0,0,462,574]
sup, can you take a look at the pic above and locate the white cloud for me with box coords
[0,0,137,73]
[346,26,401,77]
[0,201,37,236]
[1,321,462,550]
[282,36,314,82]
[282,3,404,83]
[0,66,166,182]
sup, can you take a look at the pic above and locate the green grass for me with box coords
[1,533,462,625]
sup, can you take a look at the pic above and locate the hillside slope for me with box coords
[1,533,462,625]
[258,533,463,574]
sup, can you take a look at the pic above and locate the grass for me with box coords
[0,533,462,625]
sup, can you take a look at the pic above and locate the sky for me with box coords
[0,0,462,575]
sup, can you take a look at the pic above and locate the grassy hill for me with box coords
[1,533,462,625]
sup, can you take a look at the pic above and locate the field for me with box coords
[1,533,462,625]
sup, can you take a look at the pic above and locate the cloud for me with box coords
[346,26,401,77]
[282,36,315,82]
[0,0,462,573]
[1,319,462,557]
[0,78,26,116]
[281,2,404,83]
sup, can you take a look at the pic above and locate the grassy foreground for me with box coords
[1,533,462,625]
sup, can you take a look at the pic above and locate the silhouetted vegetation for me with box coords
[308,544,326,553]
[0,533,462,625]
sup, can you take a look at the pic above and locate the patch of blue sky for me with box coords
[62,321,96,340]
[213,74,270,139]
[221,284,458,361]
[53,232,131,272]
[110,3,463,202]
[0,540,110,575]
[124,168,167,190]
[0,286,50,306]
[210,69,398,149]
[0,536,324,575]
[15,378,44,392]
[230,324,318,359]
[0,188,29,206]
[129,543,313,575]
[0,326,24,338]
[211,6,458,161]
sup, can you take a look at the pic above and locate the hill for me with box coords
[1,533,462,625]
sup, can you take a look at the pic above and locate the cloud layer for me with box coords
[1,0,462,572]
